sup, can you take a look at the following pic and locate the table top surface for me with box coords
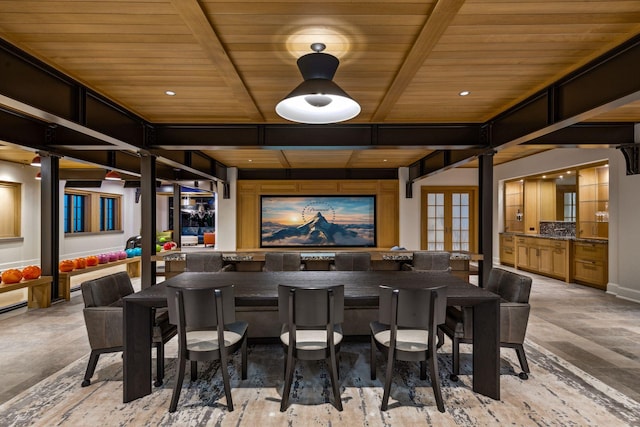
[125,271,498,307]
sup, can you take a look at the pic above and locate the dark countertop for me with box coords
[500,232,607,244]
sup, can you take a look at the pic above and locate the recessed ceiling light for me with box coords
[248,159,253,162]
[383,159,387,162]
[459,91,470,96]
[165,90,176,96]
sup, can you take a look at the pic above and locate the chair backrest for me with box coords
[378,285,448,329]
[333,252,371,271]
[166,285,237,329]
[185,252,226,272]
[486,268,532,303]
[81,271,134,308]
[264,252,302,271]
[278,284,344,327]
[411,251,451,271]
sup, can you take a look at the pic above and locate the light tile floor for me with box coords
[0,265,639,404]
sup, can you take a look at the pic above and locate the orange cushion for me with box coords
[203,232,215,245]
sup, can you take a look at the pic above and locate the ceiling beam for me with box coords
[371,0,467,121]
[169,0,263,122]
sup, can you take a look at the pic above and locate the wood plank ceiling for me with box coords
[0,0,639,171]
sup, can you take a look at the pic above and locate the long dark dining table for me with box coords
[123,271,500,403]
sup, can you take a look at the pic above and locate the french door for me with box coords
[421,186,478,252]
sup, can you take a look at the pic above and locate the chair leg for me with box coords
[515,344,530,380]
[154,342,164,387]
[328,345,343,411]
[169,355,186,412]
[220,352,234,412]
[241,335,248,380]
[370,335,377,380]
[420,360,427,380]
[82,350,101,387]
[190,360,198,382]
[280,346,295,412]
[381,347,394,411]
[429,346,445,413]
[436,328,445,348]
[450,336,460,382]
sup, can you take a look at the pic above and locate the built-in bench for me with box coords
[0,276,53,308]
[58,257,141,301]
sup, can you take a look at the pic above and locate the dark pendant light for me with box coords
[276,43,360,124]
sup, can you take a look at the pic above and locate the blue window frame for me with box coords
[100,197,116,231]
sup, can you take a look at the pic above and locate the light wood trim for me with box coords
[236,180,398,249]
[420,186,478,253]
[0,181,21,238]
[169,0,263,121]
[372,0,467,120]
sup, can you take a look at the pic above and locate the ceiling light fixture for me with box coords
[105,170,122,181]
[165,90,176,96]
[35,172,41,180]
[276,43,360,124]
[459,91,470,96]
[30,155,41,166]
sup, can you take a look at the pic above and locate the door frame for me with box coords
[420,186,479,253]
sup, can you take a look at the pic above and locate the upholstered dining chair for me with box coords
[80,271,176,387]
[166,284,248,412]
[370,284,448,412]
[263,252,305,271]
[401,251,451,272]
[278,284,345,412]
[330,252,371,271]
[185,252,234,272]
[439,267,533,381]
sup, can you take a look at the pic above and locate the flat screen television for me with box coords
[260,195,376,248]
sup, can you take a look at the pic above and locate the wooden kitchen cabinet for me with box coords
[573,241,608,289]
[499,233,515,266]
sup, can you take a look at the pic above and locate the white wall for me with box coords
[59,180,140,259]
[216,168,237,251]
[0,160,41,270]
[0,158,141,270]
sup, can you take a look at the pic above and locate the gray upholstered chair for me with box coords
[185,252,234,272]
[330,252,371,271]
[166,284,248,412]
[439,267,533,381]
[80,271,176,387]
[370,285,448,412]
[278,284,344,412]
[263,252,304,271]
[401,251,451,272]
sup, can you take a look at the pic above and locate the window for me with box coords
[64,190,121,234]
[64,193,87,233]
[0,181,21,238]
[100,196,117,231]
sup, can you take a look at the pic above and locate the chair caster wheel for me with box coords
[81,379,91,387]
[449,374,459,382]
[518,372,529,380]
[154,379,163,387]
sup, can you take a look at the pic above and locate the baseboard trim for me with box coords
[606,282,640,304]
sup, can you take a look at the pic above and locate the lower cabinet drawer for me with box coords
[574,260,606,287]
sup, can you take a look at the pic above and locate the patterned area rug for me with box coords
[1,340,639,426]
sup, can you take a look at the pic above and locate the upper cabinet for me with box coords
[503,161,607,240]
[577,164,609,239]
[504,180,524,233]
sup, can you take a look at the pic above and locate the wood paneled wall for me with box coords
[236,180,399,250]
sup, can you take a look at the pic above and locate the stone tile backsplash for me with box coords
[539,221,576,237]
